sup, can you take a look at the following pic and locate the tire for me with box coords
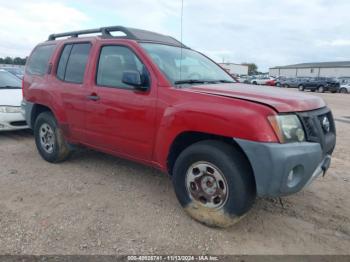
[34,111,72,163]
[284,84,289,88]
[172,140,256,228]
[340,88,348,94]
[298,85,304,91]
[276,82,281,87]
[252,81,257,85]
[317,86,324,93]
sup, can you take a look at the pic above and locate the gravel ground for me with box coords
[0,89,349,255]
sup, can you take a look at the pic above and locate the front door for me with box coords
[84,44,157,162]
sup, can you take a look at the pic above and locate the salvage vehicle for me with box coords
[22,26,336,227]
[298,77,339,93]
[250,75,274,85]
[275,77,311,88]
[339,81,350,93]
[0,69,28,131]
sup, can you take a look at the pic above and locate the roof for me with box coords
[47,26,186,48]
[270,61,350,69]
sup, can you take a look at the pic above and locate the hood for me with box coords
[185,83,326,113]
[0,89,23,107]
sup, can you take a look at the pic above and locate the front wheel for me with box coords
[317,85,325,93]
[34,111,72,163]
[172,140,256,227]
[298,85,305,91]
[340,88,348,94]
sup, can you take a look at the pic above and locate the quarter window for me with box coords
[96,46,147,89]
[26,45,56,76]
[56,43,91,84]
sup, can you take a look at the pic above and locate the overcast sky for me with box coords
[0,0,349,71]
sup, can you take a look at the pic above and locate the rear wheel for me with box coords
[284,84,289,88]
[317,85,325,93]
[340,88,348,94]
[172,140,256,227]
[298,85,304,91]
[276,82,281,87]
[34,112,72,163]
[252,81,257,85]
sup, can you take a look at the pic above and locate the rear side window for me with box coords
[56,43,91,84]
[57,45,73,80]
[26,45,56,76]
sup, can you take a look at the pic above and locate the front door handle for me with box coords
[87,94,100,101]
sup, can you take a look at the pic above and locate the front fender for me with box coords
[153,93,278,171]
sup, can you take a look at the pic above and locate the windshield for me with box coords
[141,43,235,85]
[0,70,22,89]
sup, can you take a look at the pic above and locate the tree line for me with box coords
[0,57,27,65]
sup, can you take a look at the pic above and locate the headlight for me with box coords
[268,114,305,143]
[0,106,22,113]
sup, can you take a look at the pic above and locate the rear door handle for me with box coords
[87,94,100,101]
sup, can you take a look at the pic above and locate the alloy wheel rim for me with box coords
[39,123,55,154]
[185,161,228,209]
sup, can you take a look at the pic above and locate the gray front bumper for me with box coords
[235,138,330,197]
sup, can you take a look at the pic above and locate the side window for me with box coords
[26,45,56,76]
[56,43,91,84]
[96,46,147,89]
[57,44,72,80]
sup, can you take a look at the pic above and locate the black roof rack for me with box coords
[48,26,187,47]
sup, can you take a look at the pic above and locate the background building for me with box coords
[269,61,350,78]
[219,63,249,76]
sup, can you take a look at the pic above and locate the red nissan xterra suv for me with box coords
[22,26,336,227]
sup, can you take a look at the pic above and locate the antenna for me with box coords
[179,0,184,81]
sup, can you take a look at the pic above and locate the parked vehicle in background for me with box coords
[298,77,340,93]
[250,75,275,85]
[23,26,336,228]
[0,67,24,79]
[236,75,253,84]
[275,77,310,88]
[265,78,276,86]
[339,80,350,93]
[274,76,286,87]
[337,77,350,86]
[0,69,28,131]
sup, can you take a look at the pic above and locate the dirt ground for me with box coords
[0,89,349,255]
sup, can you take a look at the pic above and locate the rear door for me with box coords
[50,42,92,142]
[84,42,157,161]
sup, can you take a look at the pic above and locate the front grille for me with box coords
[298,107,336,155]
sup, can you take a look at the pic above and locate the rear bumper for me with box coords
[0,112,28,131]
[235,138,331,197]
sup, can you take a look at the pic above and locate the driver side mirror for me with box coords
[122,70,148,91]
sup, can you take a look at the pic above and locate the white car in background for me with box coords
[250,75,275,85]
[339,79,350,94]
[0,69,28,131]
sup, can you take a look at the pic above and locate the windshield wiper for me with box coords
[0,85,21,89]
[174,79,235,85]
[215,80,235,83]
[174,79,207,85]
